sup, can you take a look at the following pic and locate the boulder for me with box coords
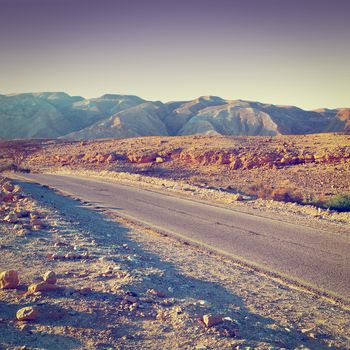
[0,270,19,289]
[202,314,223,328]
[16,306,38,321]
[43,271,57,285]
[128,153,157,163]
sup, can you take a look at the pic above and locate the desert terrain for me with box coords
[7,133,348,203]
[1,133,350,349]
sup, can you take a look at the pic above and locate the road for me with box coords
[12,173,350,300]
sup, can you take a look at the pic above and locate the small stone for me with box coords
[15,210,30,218]
[16,306,38,321]
[202,314,223,328]
[4,212,18,223]
[17,229,30,236]
[123,295,137,304]
[65,252,80,259]
[147,289,166,298]
[78,287,92,295]
[27,282,59,294]
[64,287,75,296]
[0,270,19,289]
[103,266,113,274]
[43,271,57,284]
[2,182,14,192]
[51,253,64,260]
[18,323,31,332]
[12,185,22,193]
[31,219,46,227]
[232,194,244,202]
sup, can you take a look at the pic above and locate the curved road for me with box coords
[13,173,350,300]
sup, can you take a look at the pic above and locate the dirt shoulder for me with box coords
[1,177,350,349]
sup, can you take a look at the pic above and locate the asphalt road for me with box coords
[13,173,350,300]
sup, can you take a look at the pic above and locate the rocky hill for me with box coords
[0,93,145,139]
[0,93,348,139]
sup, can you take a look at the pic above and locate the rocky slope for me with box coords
[2,133,346,204]
[0,92,349,140]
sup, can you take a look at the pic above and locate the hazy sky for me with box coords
[0,0,349,109]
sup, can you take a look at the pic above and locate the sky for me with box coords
[0,0,349,109]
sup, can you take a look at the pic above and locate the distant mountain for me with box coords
[65,102,169,139]
[0,92,348,139]
[0,93,145,139]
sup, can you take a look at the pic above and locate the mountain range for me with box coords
[0,92,349,140]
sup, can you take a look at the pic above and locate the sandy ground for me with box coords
[1,177,350,350]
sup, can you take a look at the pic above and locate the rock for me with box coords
[232,194,243,201]
[2,182,14,192]
[78,287,92,295]
[12,185,22,193]
[27,282,59,294]
[128,153,157,163]
[17,229,30,236]
[156,157,164,163]
[2,192,14,202]
[15,209,30,218]
[16,306,38,321]
[29,214,40,220]
[64,252,81,259]
[30,219,46,227]
[43,271,57,285]
[0,270,19,289]
[123,295,137,304]
[51,253,64,260]
[63,287,75,296]
[4,212,18,223]
[147,289,166,298]
[106,153,117,163]
[202,314,223,328]
[18,323,31,332]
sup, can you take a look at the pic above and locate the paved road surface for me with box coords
[13,173,350,300]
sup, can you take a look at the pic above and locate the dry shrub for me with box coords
[324,193,350,212]
[248,182,273,200]
[248,180,303,203]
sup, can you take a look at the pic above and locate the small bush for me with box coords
[0,162,30,173]
[247,180,303,203]
[248,182,273,200]
[323,194,350,212]
[271,186,303,203]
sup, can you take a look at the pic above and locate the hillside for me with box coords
[0,93,145,139]
[0,93,349,139]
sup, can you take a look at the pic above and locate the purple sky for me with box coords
[0,0,349,109]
